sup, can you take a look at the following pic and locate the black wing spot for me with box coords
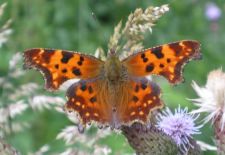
[151,46,164,59]
[141,83,147,90]
[88,86,93,94]
[72,68,81,76]
[143,58,148,63]
[168,43,183,56]
[55,64,59,69]
[61,51,73,63]
[146,63,154,72]
[141,53,148,63]
[80,56,84,61]
[80,82,87,91]
[135,85,139,92]
[167,58,171,63]
[77,61,83,66]
[159,64,164,68]
[141,53,145,58]
[42,50,55,63]
[90,97,97,103]
[132,96,139,102]
[62,69,67,73]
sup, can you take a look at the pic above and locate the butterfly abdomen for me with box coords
[95,79,132,127]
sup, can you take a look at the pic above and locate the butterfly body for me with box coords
[23,40,201,128]
[75,52,134,127]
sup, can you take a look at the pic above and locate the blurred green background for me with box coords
[1,0,225,154]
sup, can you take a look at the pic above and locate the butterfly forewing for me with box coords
[24,49,104,90]
[122,40,201,84]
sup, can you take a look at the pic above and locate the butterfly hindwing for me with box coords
[117,78,163,124]
[24,49,104,90]
[65,80,112,125]
[65,78,163,126]
[122,40,201,84]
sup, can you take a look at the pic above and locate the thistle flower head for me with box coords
[205,2,221,21]
[156,106,202,152]
[191,68,225,129]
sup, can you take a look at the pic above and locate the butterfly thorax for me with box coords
[103,54,128,85]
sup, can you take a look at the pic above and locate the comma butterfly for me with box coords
[23,40,201,128]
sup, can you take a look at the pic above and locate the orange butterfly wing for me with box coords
[65,80,112,125]
[24,49,104,90]
[122,40,201,84]
[117,78,163,124]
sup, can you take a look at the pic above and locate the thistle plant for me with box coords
[122,122,178,155]
[191,68,225,155]
[156,106,202,154]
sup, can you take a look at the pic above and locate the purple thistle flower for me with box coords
[205,2,221,21]
[156,106,202,153]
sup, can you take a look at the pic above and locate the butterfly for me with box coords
[23,40,201,128]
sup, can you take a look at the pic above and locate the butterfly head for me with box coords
[108,48,117,56]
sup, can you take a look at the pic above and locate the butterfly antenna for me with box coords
[91,11,109,56]
[91,12,98,22]
[91,11,108,39]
